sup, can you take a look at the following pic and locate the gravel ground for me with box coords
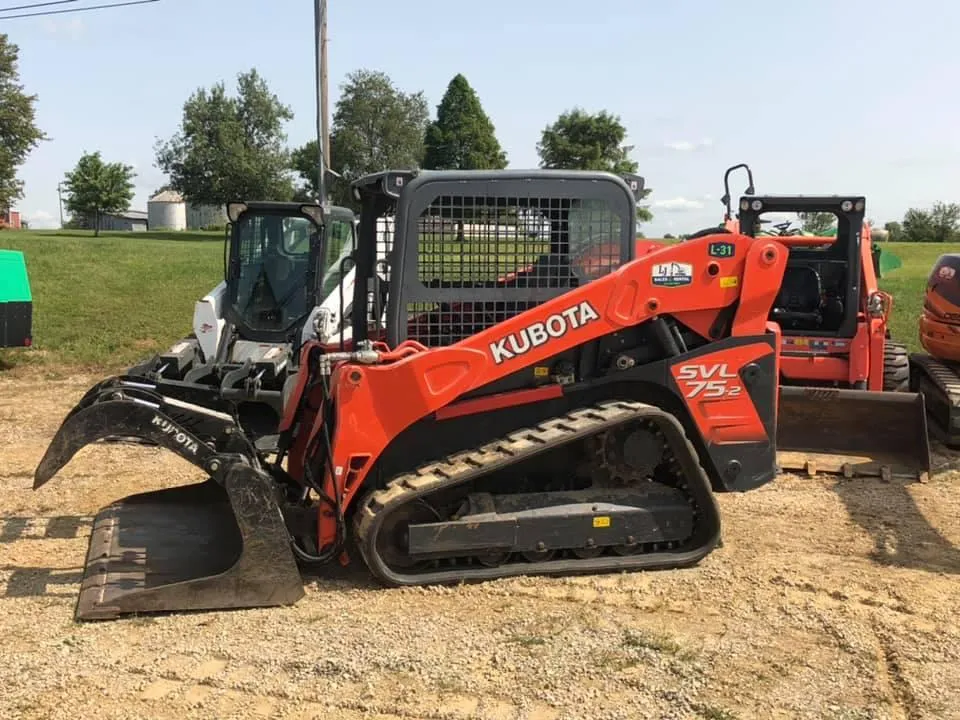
[2,371,960,720]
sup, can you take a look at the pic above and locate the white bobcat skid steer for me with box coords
[117,202,358,445]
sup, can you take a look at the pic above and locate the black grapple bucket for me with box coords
[33,392,305,621]
[73,467,305,621]
[776,386,931,481]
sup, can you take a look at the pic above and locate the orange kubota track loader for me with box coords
[681,164,930,481]
[34,169,790,621]
[911,254,960,447]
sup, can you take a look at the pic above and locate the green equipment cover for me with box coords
[0,249,33,348]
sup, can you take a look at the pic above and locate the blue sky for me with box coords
[4,0,960,236]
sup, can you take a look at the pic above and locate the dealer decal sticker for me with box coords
[652,262,693,288]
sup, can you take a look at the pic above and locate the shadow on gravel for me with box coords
[832,477,960,575]
[0,515,93,544]
[1,565,85,598]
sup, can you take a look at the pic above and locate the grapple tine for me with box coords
[62,375,157,420]
[34,398,231,488]
[776,386,931,481]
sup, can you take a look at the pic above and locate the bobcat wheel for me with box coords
[883,341,910,392]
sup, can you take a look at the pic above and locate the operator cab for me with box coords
[737,195,866,339]
[347,169,645,351]
[224,201,356,345]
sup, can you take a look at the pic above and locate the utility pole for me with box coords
[314,0,329,206]
[57,182,64,228]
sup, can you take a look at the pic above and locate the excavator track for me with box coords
[910,352,960,448]
[354,399,721,587]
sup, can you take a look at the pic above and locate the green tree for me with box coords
[62,151,136,236]
[422,74,507,170]
[799,211,835,235]
[155,68,295,206]
[897,203,960,242]
[0,34,46,213]
[292,69,430,206]
[928,202,960,242]
[884,220,903,242]
[536,108,652,223]
[901,208,934,242]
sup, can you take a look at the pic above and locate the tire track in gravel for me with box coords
[84,649,559,720]
[873,624,922,720]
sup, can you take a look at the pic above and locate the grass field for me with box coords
[876,242,954,349]
[0,229,956,370]
[0,229,223,370]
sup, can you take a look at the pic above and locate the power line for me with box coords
[0,1,80,13]
[0,0,158,20]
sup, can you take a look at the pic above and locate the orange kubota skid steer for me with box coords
[34,168,790,621]
[682,165,930,482]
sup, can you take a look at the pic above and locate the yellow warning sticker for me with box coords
[593,516,611,528]
[533,366,549,377]
[719,276,738,288]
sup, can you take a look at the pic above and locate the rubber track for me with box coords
[911,353,960,447]
[353,399,720,587]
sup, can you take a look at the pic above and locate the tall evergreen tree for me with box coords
[422,74,507,170]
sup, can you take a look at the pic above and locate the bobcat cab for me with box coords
[116,201,359,444]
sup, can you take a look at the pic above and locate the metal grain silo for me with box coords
[147,190,187,231]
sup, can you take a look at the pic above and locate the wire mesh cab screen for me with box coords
[386,173,636,347]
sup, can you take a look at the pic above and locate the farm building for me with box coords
[100,210,148,232]
[147,190,187,231]
[1,209,21,229]
[148,190,226,231]
[70,209,148,231]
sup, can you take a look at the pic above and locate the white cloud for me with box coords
[25,210,59,229]
[664,138,714,152]
[653,197,705,212]
[41,17,85,40]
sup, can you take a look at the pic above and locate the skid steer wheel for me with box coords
[883,341,910,392]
